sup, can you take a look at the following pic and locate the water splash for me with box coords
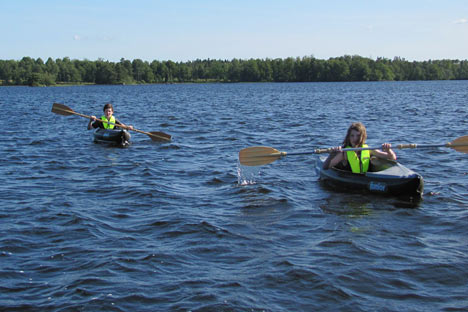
[237,162,262,185]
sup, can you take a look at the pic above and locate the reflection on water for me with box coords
[320,195,374,217]
[317,180,422,210]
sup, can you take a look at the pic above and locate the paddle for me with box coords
[239,135,468,166]
[52,103,171,142]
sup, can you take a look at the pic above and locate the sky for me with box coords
[1,0,467,62]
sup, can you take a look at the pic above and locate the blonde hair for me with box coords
[342,122,367,147]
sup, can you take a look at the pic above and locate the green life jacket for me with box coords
[346,144,370,173]
[101,115,115,129]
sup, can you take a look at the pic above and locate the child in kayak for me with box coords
[87,103,133,130]
[323,122,396,172]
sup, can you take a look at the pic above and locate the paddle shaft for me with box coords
[286,143,462,156]
[285,146,388,156]
[52,103,171,141]
[239,135,467,166]
[88,115,132,131]
[54,105,131,129]
[88,115,171,141]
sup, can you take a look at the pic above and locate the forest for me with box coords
[1,55,468,86]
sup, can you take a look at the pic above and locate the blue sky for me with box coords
[1,0,467,62]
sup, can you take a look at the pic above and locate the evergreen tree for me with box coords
[1,55,467,85]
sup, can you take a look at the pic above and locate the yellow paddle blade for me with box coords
[449,135,468,153]
[148,131,172,142]
[51,103,75,116]
[239,146,285,166]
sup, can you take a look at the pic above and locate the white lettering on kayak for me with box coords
[369,182,387,192]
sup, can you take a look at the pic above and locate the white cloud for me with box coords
[73,34,113,42]
[98,35,114,41]
[453,18,468,24]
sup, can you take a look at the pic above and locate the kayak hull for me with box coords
[93,128,131,147]
[315,156,424,199]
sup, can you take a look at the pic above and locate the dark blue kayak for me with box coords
[93,128,131,147]
[315,156,424,199]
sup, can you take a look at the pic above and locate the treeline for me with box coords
[1,55,468,86]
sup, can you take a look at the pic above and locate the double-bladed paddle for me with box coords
[239,135,468,166]
[52,103,171,142]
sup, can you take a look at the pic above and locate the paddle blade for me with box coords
[449,135,468,153]
[239,146,284,166]
[148,131,172,142]
[51,103,75,116]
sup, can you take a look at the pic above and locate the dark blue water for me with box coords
[1,81,467,311]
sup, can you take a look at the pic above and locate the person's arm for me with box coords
[87,116,97,130]
[323,147,345,169]
[114,118,125,129]
[371,143,397,161]
[115,118,133,130]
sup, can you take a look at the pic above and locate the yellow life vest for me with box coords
[101,115,115,129]
[346,144,370,173]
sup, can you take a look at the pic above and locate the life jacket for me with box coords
[346,144,370,173]
[101,115,115,129]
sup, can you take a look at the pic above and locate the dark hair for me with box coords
[103,103,114,112]
[342,122,367,147]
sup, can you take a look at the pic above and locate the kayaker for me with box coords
[323,122,396,172]
[87,103,133,130]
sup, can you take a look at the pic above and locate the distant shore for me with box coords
[1,55,467,86]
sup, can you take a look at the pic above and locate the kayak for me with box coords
[93,128,131,147]
[315,156,424,198]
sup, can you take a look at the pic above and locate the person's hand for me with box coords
[90,115,97,121]
[381,143,392,152]
[127,125,134,130]
[331,146,342,152]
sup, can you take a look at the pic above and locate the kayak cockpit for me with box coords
[93,128,131,148]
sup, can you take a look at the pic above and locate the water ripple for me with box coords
[0,82,467,311]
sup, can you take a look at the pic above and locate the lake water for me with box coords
[0,81,467,311]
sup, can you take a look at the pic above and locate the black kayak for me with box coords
[93,128,131,147]
[315,156,424,198]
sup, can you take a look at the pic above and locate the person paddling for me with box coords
[323,122,396,172]
[87,103,133,131]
